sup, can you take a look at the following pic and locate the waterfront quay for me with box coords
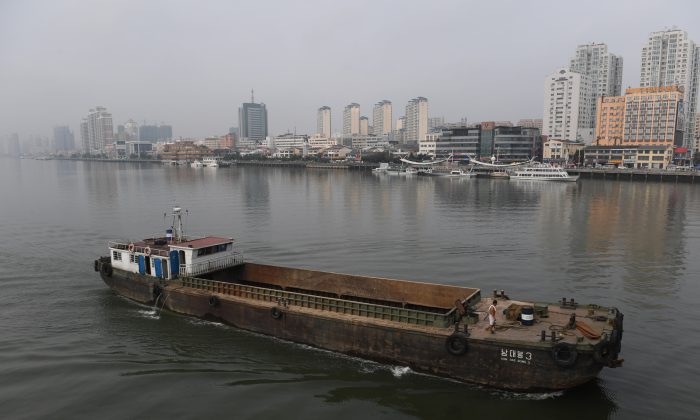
[567,167,698,183]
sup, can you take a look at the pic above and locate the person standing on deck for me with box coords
[488,300,497,333]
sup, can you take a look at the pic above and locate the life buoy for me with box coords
[445,332,469,356]
[144,246,151,256]
[271,307,283,319]
[100,262,113,277]
[208,295,219,307]
[128,243,135,253]
[551,342,578,368]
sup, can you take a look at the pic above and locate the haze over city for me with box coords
[1,0,699,139]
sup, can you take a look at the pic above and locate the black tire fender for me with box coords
[208,295,219,307]
[551,342,578,368]
[100,262,113,277]
[94,260,99,272]
[271,306,283,320]
[593,340,614,365]
[153,284,162,299]
[445,332,469,356]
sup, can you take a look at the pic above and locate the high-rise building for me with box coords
[570,43,623,128]
[640,29,700,149]
[317,106,331,138]
[405,97,428,144]
[428,117,445,132]
[359,116,369,135]
[158,125,173,141]
[543,68,593,143]
[343,103,360,135]
[124,119,139,141]
[81,106,114,154]
[372,100,392,135]
[139,125,160,142]
[238,92,268,143]
[52,126,75,152]
[695,112,700,152]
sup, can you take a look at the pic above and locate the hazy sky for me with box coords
[1,0,699,140]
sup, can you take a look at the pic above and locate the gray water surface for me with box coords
[1,158,699,419]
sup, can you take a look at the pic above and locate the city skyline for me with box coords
[1,1,699,140]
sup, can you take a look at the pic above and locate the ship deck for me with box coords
[180,263,616,346]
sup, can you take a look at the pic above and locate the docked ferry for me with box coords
[510,164,579,182]
[95,208,623,391]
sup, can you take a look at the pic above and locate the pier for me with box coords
[567,168,698,183]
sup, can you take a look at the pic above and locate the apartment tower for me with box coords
[640,29,700,150]
[570,43,623,128]
[317,106,331,138]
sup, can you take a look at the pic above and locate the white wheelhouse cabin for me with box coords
[108,235,243,280]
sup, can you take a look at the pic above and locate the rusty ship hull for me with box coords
[95,258,622,391]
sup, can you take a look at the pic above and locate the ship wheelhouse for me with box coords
[108,236,241,280]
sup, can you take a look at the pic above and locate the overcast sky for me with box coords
[1,0,699,140]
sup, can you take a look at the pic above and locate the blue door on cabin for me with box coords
[138,255,146,274]
[154,259,162,278]
[169,251,179,278]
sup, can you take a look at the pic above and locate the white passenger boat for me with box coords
[191,160,204,168]
[420,167,475,178]
[203,158,219,168]
[372,163,390,173]
[510,164,578,182]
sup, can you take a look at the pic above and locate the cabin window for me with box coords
[112,251,122,261]
[196,243,231,257]
[129,254,137,264]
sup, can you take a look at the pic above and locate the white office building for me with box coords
[317,106,331,138]
[343,103,360,135]
[640,29,700,150]
[543,68,594,143]
[81,106,114,154]
[372,100,392,135]
[405,97,428,144]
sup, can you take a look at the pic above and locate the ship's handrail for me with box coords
[180,253,244,276]
[179,276,457,327]
[108,241,169,257]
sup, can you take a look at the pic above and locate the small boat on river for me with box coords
[94,208,623,391]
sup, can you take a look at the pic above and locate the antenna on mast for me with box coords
[251,89,255,103]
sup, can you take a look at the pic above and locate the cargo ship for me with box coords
[94,208,623,391]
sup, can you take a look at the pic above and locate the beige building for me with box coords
[405,97,428,144]
[317,106,331,138]
[359,116,369,135]
[595,86,684,147]
[584,145,673,169]
[343,103,360,135]
[372,100,392,135]
[595,96,626,145]
[308,133,336,149]
[419,133,439,156]
[543,139,585,162]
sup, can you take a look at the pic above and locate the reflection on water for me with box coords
[1,158,699,420]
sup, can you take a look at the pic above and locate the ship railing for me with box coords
[179,253,244,277]
[108,241,169,257]
[179,277,455,327]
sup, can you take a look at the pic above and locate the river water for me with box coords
[1,158,699,419]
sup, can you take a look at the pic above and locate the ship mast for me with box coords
[171,207,185,242]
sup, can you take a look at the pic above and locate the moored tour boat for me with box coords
[94,208,623,391]
[510,164,579,182]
